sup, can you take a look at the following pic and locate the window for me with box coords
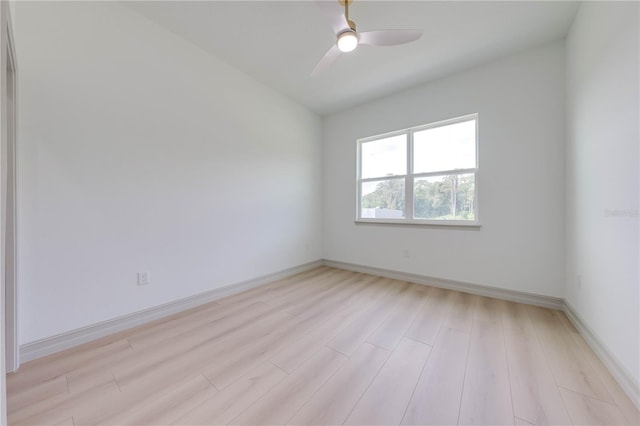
[357,114,478,225]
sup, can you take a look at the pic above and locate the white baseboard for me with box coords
[19,260,323,364]
[325,260,639,409]
[322,259,564,310]
[563,301,640,411]
[19,258,639,413]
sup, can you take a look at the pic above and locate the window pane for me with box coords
[361,134,407,179]
[414,119,476,174]
[361,178,405,219]
[414,173,475,220]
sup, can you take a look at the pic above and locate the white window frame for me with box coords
[356,113,480,227]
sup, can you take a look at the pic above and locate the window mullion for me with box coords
[356,141,362,220]
[412,168,477,179]
[406,131,414,220]
[361,175,408,184]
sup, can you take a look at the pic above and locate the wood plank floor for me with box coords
[7,266,640,425]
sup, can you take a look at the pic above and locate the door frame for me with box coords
[3,8,18,375]
[1,0,18,387]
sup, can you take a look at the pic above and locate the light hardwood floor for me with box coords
[7,266,640,425]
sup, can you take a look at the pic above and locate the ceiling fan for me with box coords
[312,0,423,76]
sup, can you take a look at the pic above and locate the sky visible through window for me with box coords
[361,134,406,179]
[414,120,476,173]
[361,120,475,179]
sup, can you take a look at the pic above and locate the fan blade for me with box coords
[311,45,341,77]
[315,0,349,34]
[359,29,423,46]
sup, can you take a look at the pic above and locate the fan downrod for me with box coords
[338,0,356,31]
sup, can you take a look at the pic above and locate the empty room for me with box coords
[0,0,638,425]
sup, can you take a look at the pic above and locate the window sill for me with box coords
[355,219,481,229]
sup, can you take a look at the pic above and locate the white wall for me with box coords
[14,1,323,344]
[324,42,565,297]
[565,1,639,392]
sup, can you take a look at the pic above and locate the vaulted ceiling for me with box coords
[125,1,580,115]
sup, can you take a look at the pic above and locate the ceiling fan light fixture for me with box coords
[312,0,423,76]
[337,30,358,52]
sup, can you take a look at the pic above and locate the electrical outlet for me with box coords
[137,271,150,286]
